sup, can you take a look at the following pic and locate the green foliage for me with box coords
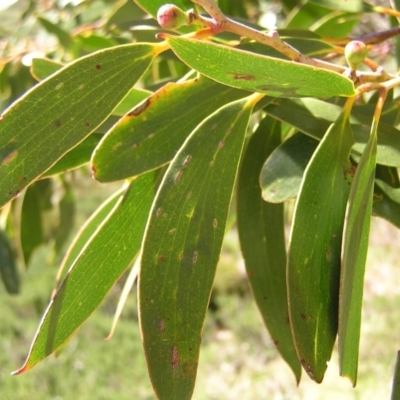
[1,0,400,398]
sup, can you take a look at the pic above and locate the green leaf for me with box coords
[37,16,72,49]
[13,172,156,374]
[139,95,257,399]
[391,351,400,400]
[112,88,152,116]
[265,98,400,167]
[0,43,158,209]
[313,12,361,39]
[92,75,246,182]
[56,186,125,283]
[260,132,318,203]
[237,116,302,383]
[167,37,355,98]
[41,134,103,177]
[287,109,354,382]
[339,125,377,385]
[0,229,19,294]
[54,179,75,254]
[20,182,45,266]
[373,166,400,229]
[31,58,63,81]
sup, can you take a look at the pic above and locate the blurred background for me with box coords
[1,0,399,399]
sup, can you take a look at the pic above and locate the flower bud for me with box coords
[157,4,189,30]
[344,40,368,70]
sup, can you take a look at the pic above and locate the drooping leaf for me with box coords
[287,108,354,382]
[139,95,259,400]
[260,132,319,203]
[54,186,125,285]
[339,123,378,385]
[13,172,156,374]
[391,351,400,400]
[237,116,302,383]
[20,182,45,266]
[0,229,19,294]
[167,37,355,98]
[54,179,75,254]
[92,75,246,182]
[0,43,159,209]
[373,166,400,229]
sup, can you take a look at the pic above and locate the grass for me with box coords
[0,172,399,399]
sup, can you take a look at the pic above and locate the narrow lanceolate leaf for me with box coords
[339,122,378,385]
[0,230,19,294]
[0,43,159,209]
[391,351,400,400]
[167,37,355,98]
[260,132,319,203]
[237,116,301,383]
[287,109,354,382]
[13,172,156,374]
[139,96,259,400]
[92,75,246,182]
[373,166,400,229]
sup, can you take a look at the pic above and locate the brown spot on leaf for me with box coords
[172,346,179,371]
[218,141,224,148]
[159,319,165,332]
[301,313,306,320]
[127,98,151,116]
[95,64,101,70]
[212,218,217,228]
[230,73,256,80]
[55,120,62,127]
[132,143,139,149]
[159,254,166,262]
[174,170,183,184]
[192,251,198,263]
[2,150,17,165]
[182,155,192,168]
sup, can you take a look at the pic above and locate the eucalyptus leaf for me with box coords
[139,96,257,399]
[0,43,159,209]
[237,116,301,382]
[0,229,19,294]
[167,37,355,98]
[287,109,354,382]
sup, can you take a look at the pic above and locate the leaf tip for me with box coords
[10,364,29,376]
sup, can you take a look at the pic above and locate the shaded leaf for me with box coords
[264,98,400,167]
[139,95,258,399]
[309,0,362,12]
[237,116,301,382]
[13,172,156,374]
[37,16,72,49]
[92,75,246,182]
[0,229,19,294]
[339,125,378,384]
[0,43,159,208]
[260,132,318,203]
[167,37,355,98]
[373,166,400,229]
[391,351,400,400]
[287,109,354,382]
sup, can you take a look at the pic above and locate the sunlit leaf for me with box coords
[339,124,378,385]
[92,75,246,182]
[31,58,63,81]
[287,109,354,382]
[167,37,355,98]
[237,116,301,382]
[13,172,156,374]
[0,43,159,209]
[139,95,258,399]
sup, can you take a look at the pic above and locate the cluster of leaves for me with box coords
[1,0,400,399]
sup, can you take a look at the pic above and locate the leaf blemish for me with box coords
[169,228,176,235]
[159,319,165,332]
[182,155,192,168]
[186,191,192,199]
[172,346,179,370]
[156,207,163,217]
[55,82,64,90]
[95,64,102,70]
[174,170,183,184]
[218,141,224,148]
[132,143,139,149]
[2,150,18,165]
[192,251,198,263]
[230,72,256,80]
[127,98,151,116]
[213,218,217,228]
[55,120,62,127]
